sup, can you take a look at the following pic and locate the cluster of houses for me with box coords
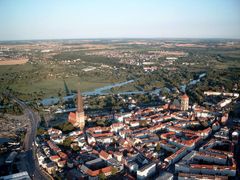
[204,91,239,108]
[175,137,237,177]
[85,49,186,67]
[35,92,238,179]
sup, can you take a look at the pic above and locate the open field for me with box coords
[0,39,239,101]
[10,77,111,97]
[0,63,124,99]
[0,58,28,65]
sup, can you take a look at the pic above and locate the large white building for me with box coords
[137,162,156,180]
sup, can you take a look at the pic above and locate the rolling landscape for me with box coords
[0,0,239,180]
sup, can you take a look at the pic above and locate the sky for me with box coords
[0,0,240,40]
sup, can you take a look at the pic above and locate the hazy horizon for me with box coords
[1,37,240,43]
[0,0,240,41]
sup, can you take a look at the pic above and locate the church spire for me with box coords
[77,81,84,113]
[68,80,85,130]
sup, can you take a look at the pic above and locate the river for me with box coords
[41,73,206,107]
[180,73,206,92]
[82,79,143,96]
[40,79,144,106]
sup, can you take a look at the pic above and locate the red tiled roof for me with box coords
[50,155,60,160]
[47,140,61,152]
[69,112,76,119]
[99,150,110,160]
[68,112,76,124]
[111,122,124,127]
[182,94,189,99]
[87,126,110,133]
[87,169,100,177]
[92,149,99,154]
[101,166,112,173]
[92,132,113,138]
[58,152,68,159]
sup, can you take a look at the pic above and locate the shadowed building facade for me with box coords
[68,84,85,130]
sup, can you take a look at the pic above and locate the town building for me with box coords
[0,171,31,180]
[181,94,189,111]
[137,162,156,180]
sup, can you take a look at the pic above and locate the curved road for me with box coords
[10,95,51,180]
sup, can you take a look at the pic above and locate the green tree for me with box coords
[96,119,107,126]
[62,122,74,132]
[62,137,72,147]
[98,173,106,180]
[140,120,148,127]
[156,143,161,151]
[37,128,46,136]
[72,145,80,152]
[56,122,74,133]
[111,167,118,175]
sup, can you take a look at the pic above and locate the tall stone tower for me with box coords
[181,94,189,111]
[76,83,85,130]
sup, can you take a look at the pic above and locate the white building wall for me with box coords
[137,163,156,180]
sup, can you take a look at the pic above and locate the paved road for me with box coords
[10,95,51,180]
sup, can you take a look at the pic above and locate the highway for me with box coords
[10,94,51,180]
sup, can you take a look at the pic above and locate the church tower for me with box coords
[76,83,85,130]
[181,94,189,111]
